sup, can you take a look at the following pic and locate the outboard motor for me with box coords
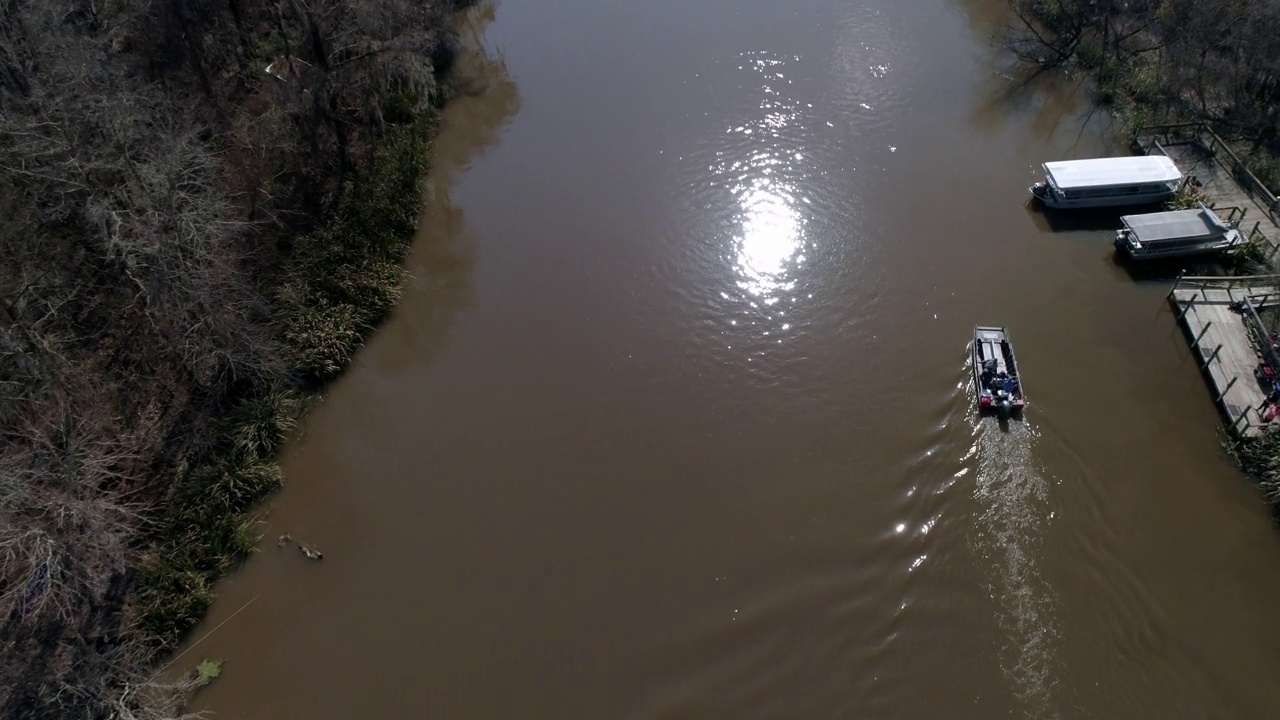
[997,396,1012,419]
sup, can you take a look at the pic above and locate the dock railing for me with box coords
[1168,274,1280,318]
[1248,222,1280,261]
[1213,207,1280,260]
[1169,273,1280,296]
[1134,122,1280,225]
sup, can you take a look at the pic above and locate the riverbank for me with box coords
[1008,0,1280,188]
[0,0,474,715]
[1007,0,1280,498]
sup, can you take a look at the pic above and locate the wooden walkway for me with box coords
[1138,125,1280,436]
[1169,277,1280,437]
[1134,123,1280,255]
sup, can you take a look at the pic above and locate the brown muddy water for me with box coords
[188,0,1280,718]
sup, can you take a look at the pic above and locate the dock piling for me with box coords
[1192,320,1214,347]
[1178,292,1199,319]
[1215,375,1239,403]
[1202,343,1223,369]
[1233,410,1251,435]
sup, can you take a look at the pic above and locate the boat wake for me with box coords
[970,415,1062,719]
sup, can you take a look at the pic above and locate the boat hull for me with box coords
[1030,186,1176,209]
[973,325,1026,418]
[1114,233,1241,260]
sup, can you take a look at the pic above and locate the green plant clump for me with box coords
[131,116,438,653]
[278,120,437,382]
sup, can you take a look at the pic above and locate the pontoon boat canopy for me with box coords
[1044,155,1182,190]
[1121,206,1230,243]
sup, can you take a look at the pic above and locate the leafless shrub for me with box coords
[1005,0,1280,149]
[107,673,211,720]
[0,393,144,629]
[0,0,479,714]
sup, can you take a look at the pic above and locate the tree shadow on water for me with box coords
[363,2,522,377]
[970,61,1124,151]
[1025,200,1185,234]
[1024,201,1125,233]
[1107,251,1227,286]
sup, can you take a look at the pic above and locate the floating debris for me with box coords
[277,532,323,561]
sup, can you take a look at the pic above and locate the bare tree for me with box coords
[0,0,482,713]
[1005,0,1280,155]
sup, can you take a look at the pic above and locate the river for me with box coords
[187,0,1280,717]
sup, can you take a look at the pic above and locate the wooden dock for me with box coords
[1134,123,1280,256]
[1169,276,1280,437]
[1137,125,1280,436]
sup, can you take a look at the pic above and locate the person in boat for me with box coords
[1003,375,1021,400]
[980,359,998,390]
[1259,381,1280,411]
[989,371,1009,394]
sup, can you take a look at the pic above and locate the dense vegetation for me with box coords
[1007,0,1280,188]
[0,0,473,715]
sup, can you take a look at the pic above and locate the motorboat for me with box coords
[973,325,1026,419]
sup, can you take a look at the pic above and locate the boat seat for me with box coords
[979,340,1004,372]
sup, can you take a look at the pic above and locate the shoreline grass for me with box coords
[129,114,442,658]
[0,0,464,701]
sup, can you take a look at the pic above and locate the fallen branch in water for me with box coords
[277,533,323,561]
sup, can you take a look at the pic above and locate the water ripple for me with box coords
[625,540,905,719]
[971,410,1062,718]
[660,45,884,360]
[829,4,909,134]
